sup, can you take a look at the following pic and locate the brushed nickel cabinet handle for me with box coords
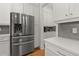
[65,14,68,16]
[70,13,73,15]
[57,51,66,56]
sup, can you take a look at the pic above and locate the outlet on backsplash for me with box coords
[0,28,2,31]
[72,28,77,34]
[58,21,79,40]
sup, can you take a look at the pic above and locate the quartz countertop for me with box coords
[44,37,79,55]
[0,34,10,41]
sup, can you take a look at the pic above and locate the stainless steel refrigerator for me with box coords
[10,12,34,56]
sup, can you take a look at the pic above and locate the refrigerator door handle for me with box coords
[12,43,20,46]
[25,15,28,35]
[20,40,34,45]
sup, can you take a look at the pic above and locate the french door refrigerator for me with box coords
[10,12,34,56]
[21,14,34,36]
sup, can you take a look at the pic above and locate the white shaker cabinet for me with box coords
[53,3,69,21]
[23,3,33,15]
[53,3,79,22]
[45,48,60,56]
[11,3,23,13]
[0,40,10,56]
[45,41,62,56]
[0,3,11,25]
[0,36,10,56]
[43,7,54,26]
[69,3,79,17]
[45,40,78,56]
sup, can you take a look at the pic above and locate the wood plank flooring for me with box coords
[27,48,45,56]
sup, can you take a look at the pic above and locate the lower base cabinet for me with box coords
[45,41,78,56]
[45,48,60,56]
[0,40,10,56]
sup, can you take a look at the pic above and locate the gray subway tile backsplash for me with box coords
[58,22,79,40]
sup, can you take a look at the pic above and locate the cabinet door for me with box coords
[53,3,69,21]
[0,40,10,56]
[0,3,11,25]
[43,7,54,26]
[45,41,60,56]
[11,3,23,13]
[23,3,33,15]
[69,3,79,17]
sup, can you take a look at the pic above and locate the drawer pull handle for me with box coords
[65,14,68,16]
[57,51,66,56]
[70,13,73,15]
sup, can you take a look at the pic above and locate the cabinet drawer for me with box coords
[45,47,60,56]
[58,47,78,56]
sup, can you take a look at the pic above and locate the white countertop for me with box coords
[44,37,79,55]
[0,34,10,37]
[0,34,10,41]
[55,17,79,24]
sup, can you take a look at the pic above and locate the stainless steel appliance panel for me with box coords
[20,40,34,55]
[10,12,22,37]
[10,12,20,24]
[12,37,20,43]
[12,44,20,56]
[10,12,34,56]
[28,16,34,35]
[11,37,20,56]
[21,14,34,35]
[21,14,28,35]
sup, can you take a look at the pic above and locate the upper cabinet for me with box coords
[53,3,79,21]
[69,3,79,17]
[53,3,69,21]
[11,3,23,13]
[33,5,40,25]
[23,3,33,15]
[0,3,24,25]
[0,3,11,25]
[43,7,54,26]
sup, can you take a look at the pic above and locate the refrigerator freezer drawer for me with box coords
[12,44,20,56]
[20,40,34,55]
[12,40,34,56]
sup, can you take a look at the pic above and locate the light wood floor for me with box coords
[27,48,45,56]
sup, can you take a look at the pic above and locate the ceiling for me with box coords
[31,3,53,9]
[40,3,53,10]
